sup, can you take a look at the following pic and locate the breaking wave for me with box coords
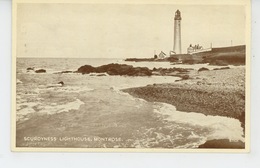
[37,99,85,115]
[153,102,244,142]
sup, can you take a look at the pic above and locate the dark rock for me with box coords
[167,57,179,62]
[213,67,230,70]
[220,67,230,70]
[126,67,152,76]
[58,81,64,86]
[96,63,134,75]
[96,73,107,76]
[198,67,209,72]
[77,65,96,74]
[181,75,190,80]
[35,69,46,73]
[213,60,229,66]
[182,59,196,64]
[61,71,74,73]
[198,139,245,149]
[77,63,152,76]
[27,67,34,71]
[151,67,189,76]
[77,63,192,76]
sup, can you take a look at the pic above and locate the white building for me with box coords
[158,51,167,59]
[187,44,212,54]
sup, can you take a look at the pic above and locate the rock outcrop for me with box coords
[198,67,209,72]
[77,63,192,77]
[26,67,35,71]
[35,69,46,73]
[213,67,230,70]
[198,139,245,149]
[77,63,152,76]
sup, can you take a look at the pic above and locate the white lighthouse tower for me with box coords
[173,9,182,54]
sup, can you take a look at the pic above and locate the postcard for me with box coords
[12,0,251,152]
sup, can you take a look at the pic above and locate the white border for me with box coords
[11,0,251,153]
[1,0,260,167]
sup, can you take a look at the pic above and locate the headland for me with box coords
[125,45,246,66]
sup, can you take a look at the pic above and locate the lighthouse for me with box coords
[173,9,182,54]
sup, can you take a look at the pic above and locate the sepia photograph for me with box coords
[12,0,250,152]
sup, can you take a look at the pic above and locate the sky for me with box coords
[16,3,246,58]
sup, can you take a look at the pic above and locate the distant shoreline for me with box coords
[125,45,246,66]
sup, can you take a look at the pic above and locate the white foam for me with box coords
[60,86,94,92]
[17,99,85,121]
[23,68,66,74]
[46,83,63,88]
[153,102,244,142]
[39,85,94,92]
[88,72,109,76]
[110,89,147,109]
[38,99,85,115]
[16,79,23,84]
[175,138,207,149]
[17,107,35,116]
[17,102,38,111]
[17,102,38,121]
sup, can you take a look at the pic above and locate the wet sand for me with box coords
[123,67,245,148]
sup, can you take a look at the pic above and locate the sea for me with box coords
[16,58,244,148]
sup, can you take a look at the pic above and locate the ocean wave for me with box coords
[39,85,94,92]
[131,124,207,148]
[17,102,38,121]
[88,72,109,76]
[153,102,244,143]
[62,86,94,92]
[17,98,85,121]
[109,88,148,109]
[17,79,23,84]
[37,99,85,115]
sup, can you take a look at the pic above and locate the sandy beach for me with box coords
[123,67,245,148]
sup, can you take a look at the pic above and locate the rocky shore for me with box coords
[123,67,245,149]
[76,63,191,79]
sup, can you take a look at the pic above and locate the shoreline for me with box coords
[122,68,245,149]
[17,59,246,148]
